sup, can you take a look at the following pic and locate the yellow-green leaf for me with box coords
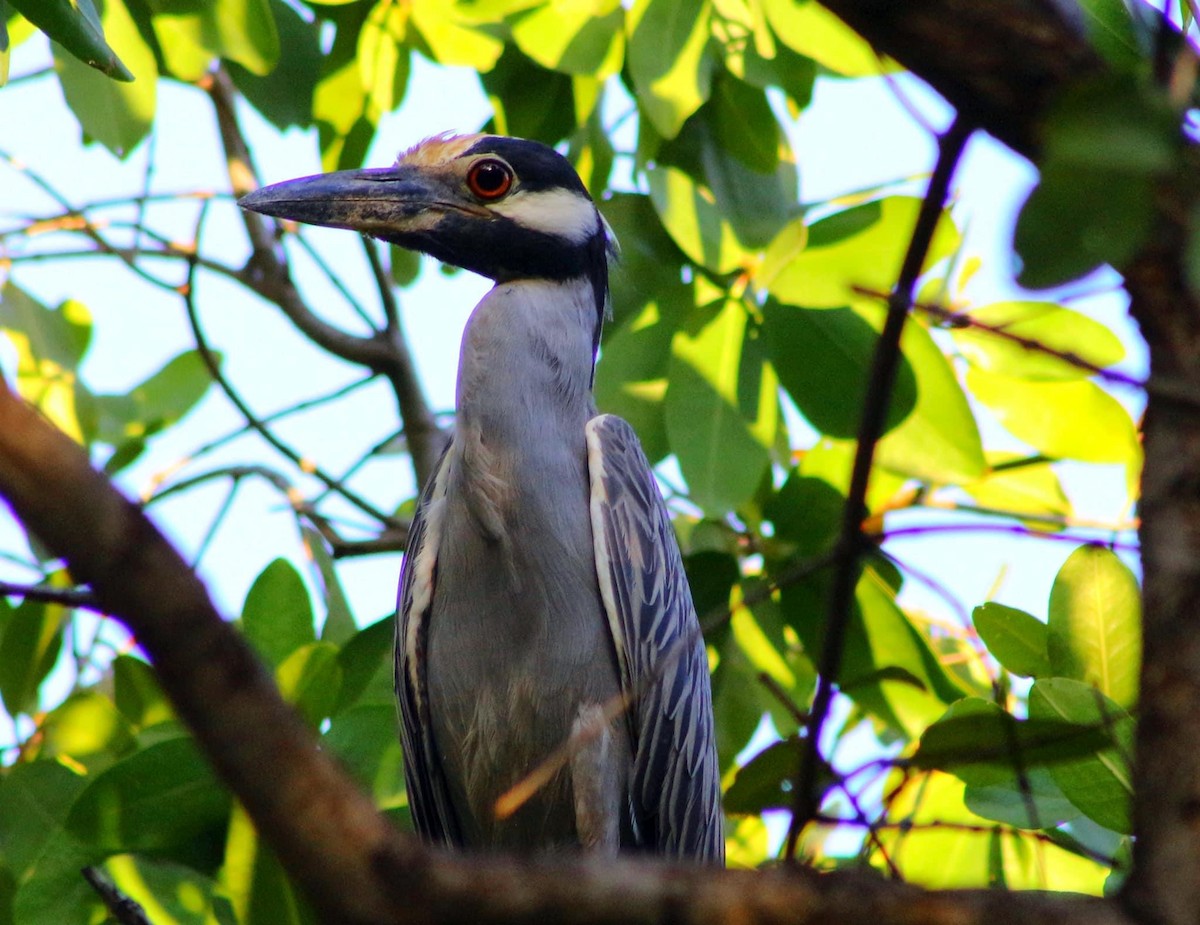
[648,165,750,273]
[512,0,624,77]
[966,368,1139,465]
[1048,545,1141,708]
[627,0,714,138]
[665,299,774,513]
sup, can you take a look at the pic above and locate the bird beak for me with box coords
[238,166,462,235]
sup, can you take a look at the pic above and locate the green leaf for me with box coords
[411,0,503,71]
[322,704,407,808]
[724,738,801,814]
[103,854,234,925]
[1048,545,1141,708]
[595,297,682,463]
[227,0,320,130]
[67,735,229,851]
[95,349,216,451]
[627,0,715,138]
[783,562,965,739]
[511,0,624,77]
[762,302,984,483]
[914,697,1113,784]
[0,597,65,717]
[11,828,103,925]
[333,616,394,715]
[38,692,135,767]
[600,192,689,329]
[112,654,173,730]
[1029,678,1134,833]
[1013,75,1178,288]
[658,71,800,249]
[240,559,316,668]
[964,767,1082,830]
[276,642,342,726]
[962,454,1071,525]
[761,0,885,77]
[973,602,1051,678]
[52,0,156,157]
[951,300,1126,381]
[221,804,316,925]
[7,0,132,79]
[0,761,87,878]
[647,164,750,273]
[151,0,279,81]
[313,4,374,170]
[1077,0,1149,73]
[480,45,574,143]
[761,196,960,309]
[763,304,904,436]
[358,0,410,118]
[298,527,357,645]
[665,299,774,513]
[966,368,1139,465]
[763,469,844,557]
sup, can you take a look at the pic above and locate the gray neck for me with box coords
[455,275,598,440]
[447,275,599,543]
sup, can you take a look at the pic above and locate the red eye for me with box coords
[466,159,514,200]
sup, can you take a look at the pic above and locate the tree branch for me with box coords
[787,117,973,857]
[203,66,447,488]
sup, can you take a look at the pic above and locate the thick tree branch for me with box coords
[819,0,1102,160]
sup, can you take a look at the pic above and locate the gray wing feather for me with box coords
[586,414,724,863]
[395,447,463,847]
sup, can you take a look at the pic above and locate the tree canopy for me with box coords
[0,1,1191,923]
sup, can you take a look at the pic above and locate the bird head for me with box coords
[239,133,618,327]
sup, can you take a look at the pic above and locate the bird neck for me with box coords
[455,274,599,434]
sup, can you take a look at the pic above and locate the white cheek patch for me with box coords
[491,187,598,243]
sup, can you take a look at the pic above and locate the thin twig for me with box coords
[81,867,151,925]
[0,581,97,609]
[787,118,974,860]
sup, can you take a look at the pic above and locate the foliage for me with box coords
[0,0,1160,920]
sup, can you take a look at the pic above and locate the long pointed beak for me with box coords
[238,167,450,235]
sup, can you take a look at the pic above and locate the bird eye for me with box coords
[466,159,514,201]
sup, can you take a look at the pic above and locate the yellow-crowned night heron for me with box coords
[240,133,723,862]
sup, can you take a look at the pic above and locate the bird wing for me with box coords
[395,448,463,847]
[585,414,725,863]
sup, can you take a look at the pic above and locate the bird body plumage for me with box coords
[239,133,723,863]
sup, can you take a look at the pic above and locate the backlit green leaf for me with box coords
[1048,545,1141,708]
[1029,677,1133,833]
[963,454,1071,525]
[0,597,64,717]
[0,760,86,878]
[665,299,774,513]
[966,368,1138,465]
[648,164,750,273]
[152,0,279,81]
[229,0,321,130]
[359,0,410,118]
[8,0,131,79]
[627,0,714,138]
[973,602,1051,679]
[761,0,885,77]
[951,300,1126,381]
[240,559,315,668]
[411,0,503,71]
[512,0,624,77]
[762,197,960,309]
[52,0,154,156]
[276,642,342,726]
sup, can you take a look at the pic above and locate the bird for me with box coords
[239,132,724,863]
